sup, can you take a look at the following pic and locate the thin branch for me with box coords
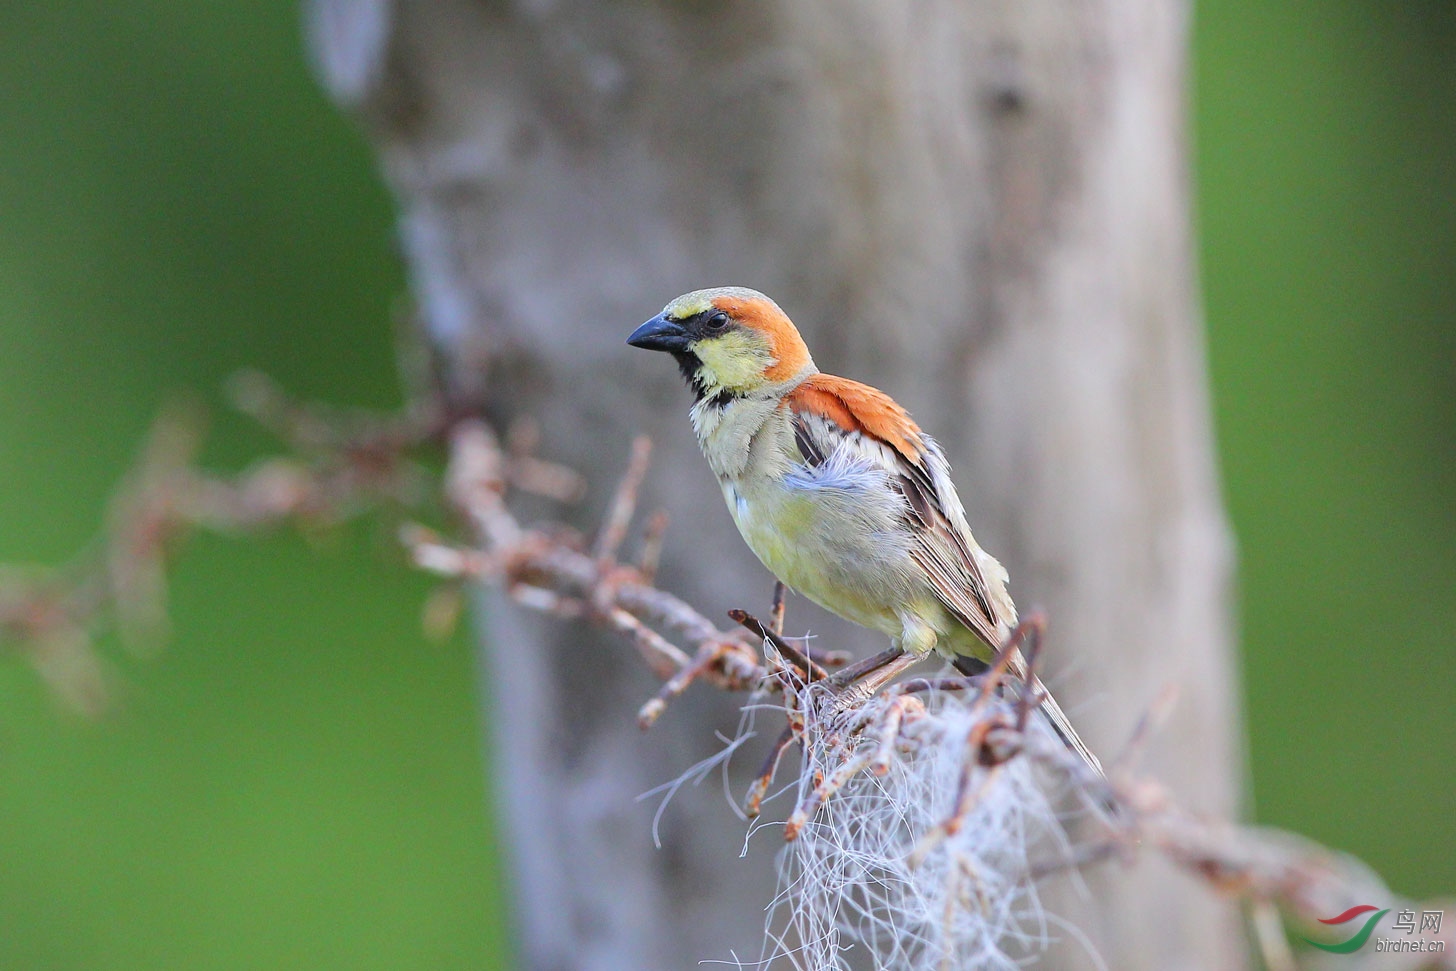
[2,373,1446,969]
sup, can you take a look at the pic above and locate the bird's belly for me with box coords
[724,477,921,637]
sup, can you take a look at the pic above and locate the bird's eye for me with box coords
[705,311,730,332]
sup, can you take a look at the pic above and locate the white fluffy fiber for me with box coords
[754,683,1077,971]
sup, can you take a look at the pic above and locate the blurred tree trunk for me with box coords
[307,1,1245,968]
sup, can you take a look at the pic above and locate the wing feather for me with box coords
[783,374,1104,776]
[898,445,1011,654]
[784,375,1013,653]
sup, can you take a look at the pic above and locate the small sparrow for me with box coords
[628,286,1101,775]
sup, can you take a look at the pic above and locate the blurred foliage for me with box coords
[0,1,1449,969]
[0,3,507,969]
[1196,0,1455,898]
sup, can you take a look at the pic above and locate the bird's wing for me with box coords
[785,375,1102,777]
[784,375,1014,655]
[784,374,926,463]
[896,441,1014,655]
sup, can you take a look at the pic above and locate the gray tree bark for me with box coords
[307,1,1245,968]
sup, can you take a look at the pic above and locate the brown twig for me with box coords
[728,608,828,684]
[637,510,670,584]
[3,371,1443,966]
[409,421,766,717]
[769,581,787,636]
[592,435,652,562]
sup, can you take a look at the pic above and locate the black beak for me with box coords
[627,314,691,352]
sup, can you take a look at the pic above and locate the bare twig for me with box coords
[729,608,827,684]
[592,435,652,562]
[2,372,1445,969]
[409,420,766,720]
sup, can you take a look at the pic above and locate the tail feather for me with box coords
[1029,676,1103,778]
[950,653,1103,778]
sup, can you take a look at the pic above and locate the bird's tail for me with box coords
[950,654,1103,778]
[1029,675,1103,778]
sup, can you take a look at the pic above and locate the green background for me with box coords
[0,3,1450,968]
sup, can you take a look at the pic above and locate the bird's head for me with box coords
[627,287,816,399]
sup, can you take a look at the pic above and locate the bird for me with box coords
[627,286,1102,776]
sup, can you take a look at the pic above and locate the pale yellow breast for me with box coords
[696,393,935,641]
[722,470,913,639]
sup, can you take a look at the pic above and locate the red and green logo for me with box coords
[1304,905,1390,954]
